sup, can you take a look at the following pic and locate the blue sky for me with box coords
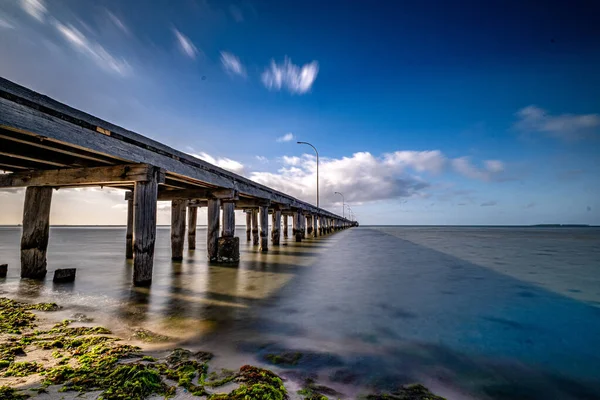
[0,0,599,225]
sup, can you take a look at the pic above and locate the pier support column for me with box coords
[313,215,318,238]
[187,206,197,250]
[259,205,269,252]
[294,210,302,242]
[306,215,313,236]
[125,197,134,259]
[300,214,306,239]
[132,169,159,286]
[271,209,281,245]
[207,198,220,262]
[218,200,239,262]
[283,215,289,238]
[245,210,251,241]
[170,200,187,260]
[251,209,259,245]
[21,186,52,279]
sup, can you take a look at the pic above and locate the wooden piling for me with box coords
[132,169,159,286]
[259,205,269,252]
[218,200,239,262]
[187,206,197,250]
[251,209,259,245]
[272,210,281,245]
[283,215,289,238]
[125,198,133,259]
[313,215,318,237]
[306,215,313,236]
[170,200,187,260]
[294,210,302,242]
[245,211,251,241]
[20,186,52,279]
[207,198,220,262]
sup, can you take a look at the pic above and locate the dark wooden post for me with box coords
[272,209,281,245]
[170,199,186,260]
[207,198,220,261]
[306,215,313,236]
[251,209,259,246]
[187,206,197,250]
[21,186,52,279]
[313,215,318,237]
[132,169,159,286]
[125,197,134,259]
[283,215,289,238]
[259,205,269,252]
[301,213,306,239]
[218,200,239,262]
[245,210,251,241]
[294,210,303,242]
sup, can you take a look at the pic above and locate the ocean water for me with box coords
[1,226,600,399]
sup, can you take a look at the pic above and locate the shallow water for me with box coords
[1,226,600,399]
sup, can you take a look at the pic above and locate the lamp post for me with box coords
[297,141,319,209]
[334,191,344,218]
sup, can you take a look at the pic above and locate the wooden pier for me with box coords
[0,77,357,286]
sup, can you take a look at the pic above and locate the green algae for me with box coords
[364,383,446,400]
[3,361,44,377]
[131,327,172,343]
[265,351,303,366]
[209,365,288,400]
[0,342,26,363]
[203,368,236,388]
[0,386,30,399]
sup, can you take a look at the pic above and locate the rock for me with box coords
[53,268,76,283]
[0,264,7,278]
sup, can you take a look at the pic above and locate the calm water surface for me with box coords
[1,226,600,399]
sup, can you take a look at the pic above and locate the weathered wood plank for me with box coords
[207,199,220,261]
[125,198,133,259]
[259,205,269,252]
[221,201,235,238]
[187,206,197,250]
[20,186,52,279]
[132,167,159,286]
[170,199,187,260]
[0,164,162,187]
[157,188,237,201]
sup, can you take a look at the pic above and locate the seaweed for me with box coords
[0,386,30,399]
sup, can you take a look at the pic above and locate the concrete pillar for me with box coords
[132,169,159,286]
[21,186,52,279]
[251,209,259,245]
[207,198,220,262]
[187,206,197,250]
[271,209,281,245]
[125,198,133,259]
[259,205,269,252]
[170,200,187,261]
[245,210,251,241]
[283,214,289,238]
[218,201,239,262]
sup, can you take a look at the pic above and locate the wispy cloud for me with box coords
[189,151,246,176]
[106,10,130,36]
[20,0,47,22]
[261,57,319,94]
[173,28,198,59]
[255,155,268,163]
[220,51,246,77]
[276,132,295,142]
[515,105,600,141]
[480,201,497,207]
[0,16,15,29]
[383,150,446,174]
[53,21,131,75]
[451,157,505,181]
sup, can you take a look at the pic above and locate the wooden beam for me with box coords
[259,205,269,252]
[125,198,133,259]
[170,200,186,260]
[283,215,288,238]
[245,210,251,241]
[156,188,237,201]
[21,186,52,279]
[132,168,159,286]
[187,206,197,250]
[313,215,318,238]
[207,199,220,261]
[0,164,165,188]
[251,209,259,246]
[272,210,281,246]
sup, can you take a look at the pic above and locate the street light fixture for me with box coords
[334,191,344,218]
[297,141,319,209]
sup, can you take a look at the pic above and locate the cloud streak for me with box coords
[173,28,198,59]
[220,51,246,77]
[261,57,319,94]
[451,157,505,181]
[276,133,295,142]
[515,105,600,141]
[21,0,47,22]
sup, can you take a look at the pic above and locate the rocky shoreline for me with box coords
[0,297,445,399]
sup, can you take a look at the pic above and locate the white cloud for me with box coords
[53,21,131,75]
[0,16,15,29]
[189,151,246,176]
[255,155,268,163]
[261,57,319,94]
[276,132,295,143]
[383,150,446,174]
[106,10,130,35]
[173,28,198,59]
[451,157,505,181]
[515,105,600,140]
[21,0,46,22]
[220,51,246,77]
